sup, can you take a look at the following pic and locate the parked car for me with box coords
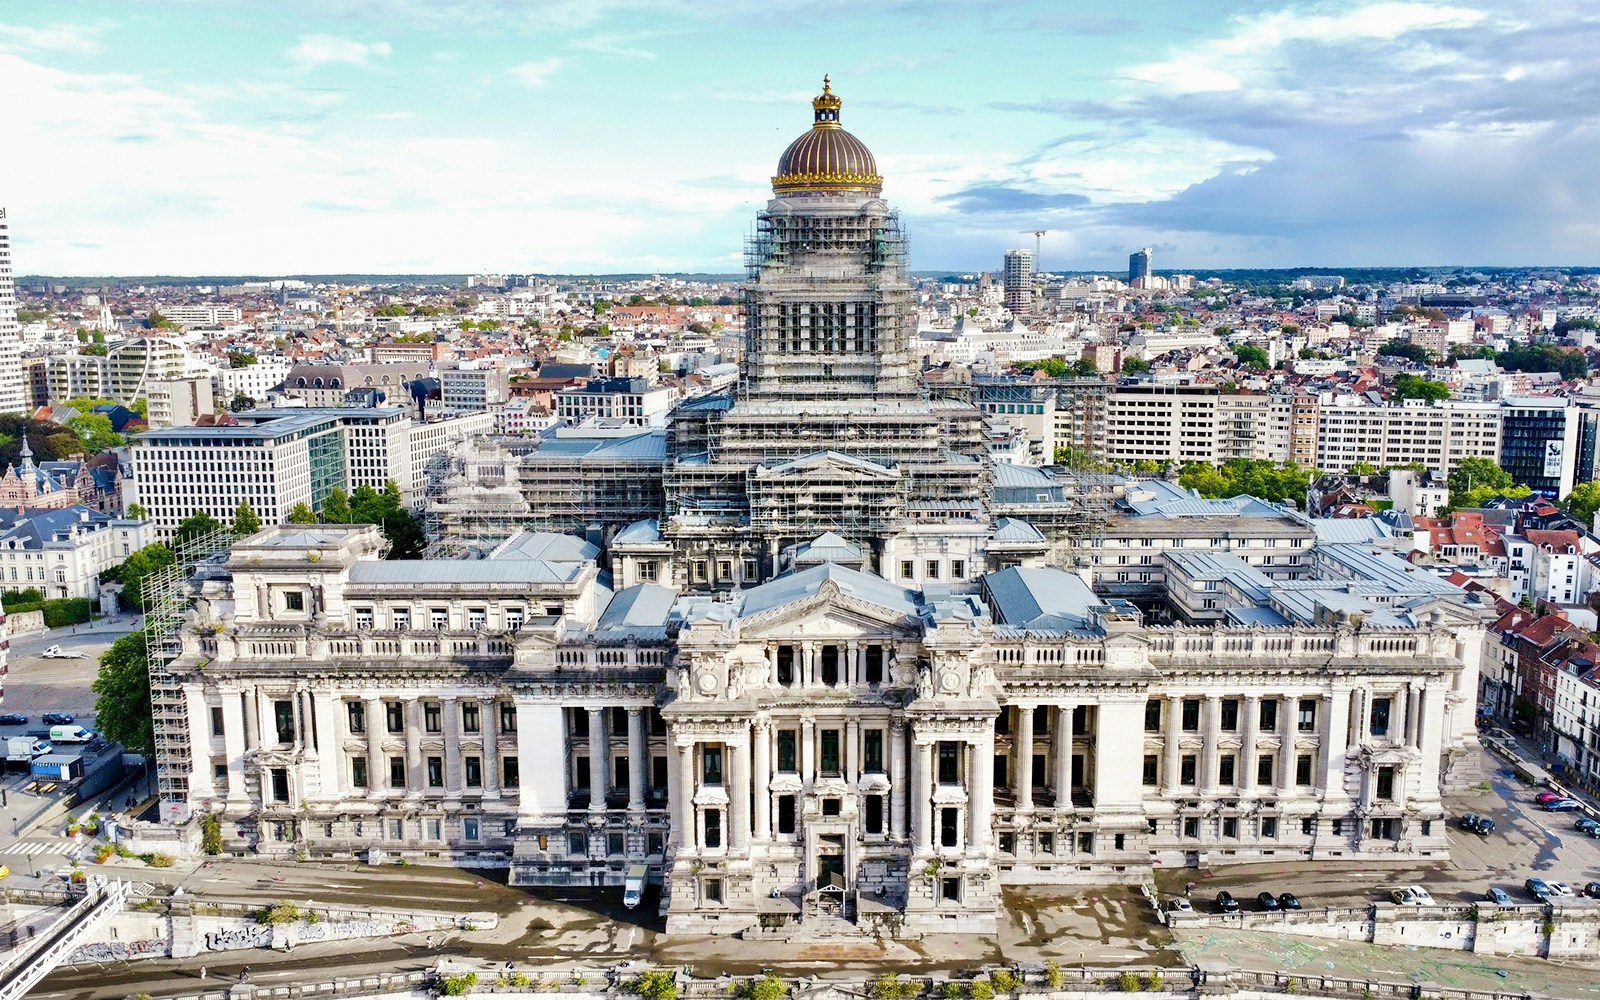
[1526,878,1553,900]
[40,713,74,726]
[1485,887,1512,906]
[1537,790,1566,804]
[1576,817,1600,833]
[1169,897,1193,913]
[1460,815,1494,834]
[1256,892,1281,912]
[1583,883,1600,899]
[1457,812,1482,829]
[0,714,26,726]
[1390,885,1435,906]
[1278,892,1302,910]
[1543,798,1584,812]
[1215,891,1240,914]
[1549,882,1575,897]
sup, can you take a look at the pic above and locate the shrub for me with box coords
[146,852,174,868]
[737,975,787,1000]
[970,979,994,1000]
[509,973,530,988]
[1045,962,1063,989]
[93,843,113,863]
[40,598,93,628]
[438,972,478,996]
[625,970,679,1000]
[254,901,304,924]
[872,975,922,1000]
[200,813,223,855]
[1143,973,1163,992]
[1284,978,1297,994]
[941,983,964,1000]
[1118,973,1140,993]
[990,971,1019,994]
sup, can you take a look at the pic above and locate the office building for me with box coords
[106,337,198,405]
[440,365,511,416]
[554,378,678,428]
[1128,247,1153,286]
[215,359,292,407]
[145,376,215,429]
[1499,398,1576,497]
[0,208,25,416]
[1002,249,1033,319]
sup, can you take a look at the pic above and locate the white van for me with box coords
[48,725,94,744]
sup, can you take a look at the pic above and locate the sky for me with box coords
[2,0,1598,276]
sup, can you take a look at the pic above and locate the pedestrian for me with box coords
[240,966,250,983]
[199,966,207,980]
[425,934,435,948]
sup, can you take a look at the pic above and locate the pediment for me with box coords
[741,584,922,641]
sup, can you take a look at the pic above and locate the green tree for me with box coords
[65,412,123,453]
[1562,481,1600,528]
[1179,459,1315,504]
[321,487,352,524]
[145,310,177,330]
[1377,339,1436,365]
[1449,456,1513,496]
[91,631,153,754]
[126,503,147,519]
[1233,344,1270,369]
[174,511,224,552]
[113,544,176,611]
[1391,373,1451,402]
[287,502,317,524]
[232,500,261,537]
[1348,461,1378,476]
[229,393,254,413]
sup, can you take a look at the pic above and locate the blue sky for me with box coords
[1,0,1596,275]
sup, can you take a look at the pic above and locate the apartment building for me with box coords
[145,376,214,429]
[0,505,152,600]
[1314,397,1501,476]
[555,378,678,428]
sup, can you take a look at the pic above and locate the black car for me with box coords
[0,713,26,726]
[1585,882,1600,899]
[1278,892,1302,910]
[1215,891,1240,914]
[41,713,74,726]
[1456,813,1494,833]
[1256,892,1281,912]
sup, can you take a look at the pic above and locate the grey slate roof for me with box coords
[739,563,921,619]
[983,566,1100,631]
[488,531,600,564]
[349,560,583,585]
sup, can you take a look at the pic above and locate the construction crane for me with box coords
[1020,229,1046,272]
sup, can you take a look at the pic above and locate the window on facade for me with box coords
[1142,755,1158,786]
[273,700,294,744]
[571,709,589,737]
[704,877,723,903]
[1222,817,1238,838]
[900,560,914,580]
[465,756,482,787]
[1376,765,1395,800]
[424,702,442,733]
[1144,700,1161,732]
[270,768,289,802]
[777,795,796,834]
[503,756,519,787]
[1260,699,1278,732]
[429,607,448,630]
[776,646,795,686]
[925,560,940,579]
[820,729,841,776]
[820,646,840,686]
[467,608,486,630]
[1261,816,1278,838]
[210,706,224,738]
[942,877,961,901]
[499,702,516,733]
[385,701,403,733]
[389,756,406,788]
[1298,699,1317,732]
[1180,754,1197,785]
[865,794,884,834]
[568,832,587,856]
[743,559,758,581]
[937,742,959,785]
[704,809,722,849]
[1220,699,1239,731]
[354,608,373,630]
[702,746,723,785]
[864,730,884,773]
[865,645,884,685]
[462,702,481,734]
[1257,755,1274,786]
[351,757,368,788]
[940,807,959,848]
[1370,697,1392,737]
[1295,753,1313,785]
[463,817,481,841]
[427,756,443,788]
[777,730,797,772]
[1181,699,1200,731]
[284,591,304,612]
[505,608,523,631]
[1183,817,1200,838]
[693,561,708,583]
[392,609,410,630]
[1219,754,1236,786]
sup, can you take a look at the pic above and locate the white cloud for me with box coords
[510,57,563,88]
[0,21,106,55]
[570,34,657,60]
[287,34,393,69]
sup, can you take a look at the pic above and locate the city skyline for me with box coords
[2,0,1597,276]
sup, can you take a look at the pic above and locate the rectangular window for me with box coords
[1298,699,1317,732]
[390,756,407,788]
[1220,699,1239,731]
[504,608,523,631]
[465,756,482,787]
[776,646,795,686]
[351,757,368,788]
[424,702,441,733]
[1376,765,1395,800]
[467,607,486,629]
[284,591,304,612]
[1370,697,1392,737]
[1222,817,1238,838]
[951,559,966,579]
[1257,755,1274,786]
[702,746,723,785]
[347,702,366,734]
[1077,831,1094,854]
[273,700,294,744]
[210,706,224,737]
[777,730,797,772]
[463,817,480,841]
[391,608,410,629]
[1142,754,1158,786]
[503,756,519,787]
[940,807,959,848]
[1295,753,1313,786]
[270,767,289,802]
[427,756,443,788]
[820,729,841,776]
[388,818,404,841]
[1180,754,1197,785]
[1301,817,1314,836]
[938,742,960,785]
[717,560,732,581]
[777,794,796,834]
[865,794,884,834]
[568,832,587,856]
[743,558,758,581]
[704,878,723,903]
[354,608,373,630]
[462,702,481,734]
[427,818,442,841]
[1260,699,1278,732]
[865,645,884,684]
[864,730,884,773]
[1219,754,1236,786]
[500,702,517,733]
[385,701,404,733]
[693,561,708,583]
[704,809,722,849]
[430,607,448,630]
[900,560,914,580]
[1183,817,1200,838]
[1144,700,1161,732]
[942,877,961,902]
[925,560,941,579]
[1261,816,1278,838]
[1181,699,1200,731]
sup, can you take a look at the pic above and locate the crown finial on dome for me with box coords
[812,74,841,126]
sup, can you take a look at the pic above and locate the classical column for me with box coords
[914,741,933,852]
[364,697,384,798]
[1322,688,1351,797]
[1163,694,1182,794]
[587,708,608,812]
[1239,696,1260,794]
[1014,704,1034,809]
[889,719,906,839]
[1200,697,1221,795]
[405,699,424,797]
[311,690,339,799]
[968,729,995,850]
[801,717,816,784]
[483,704,501,798]
[730,736,751,852]
[753,721,772,840]
[845,719,860,784]
[1411,687,1427,750]
[1053,703,1074,809]
[627,708,646,813]
[441,696,461,794]
[676,740,696,851]
[846,641,859,686]
[801,644,814,688]
[1276,696,1295,793]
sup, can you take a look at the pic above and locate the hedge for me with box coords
[5,597,93,627]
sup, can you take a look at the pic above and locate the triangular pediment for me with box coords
[741,583,922,640]
[754,450,899,479]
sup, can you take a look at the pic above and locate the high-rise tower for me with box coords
[0,208,24,416]
[1128,246,1153,286]
[1002,248,1033,318]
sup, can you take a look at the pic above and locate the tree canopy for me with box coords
[1448,456,1529,509]
[1121,357,1151,375]
[65,412,123,454]
[1390,373,1451,402]
[287,502,317,524]
[232,500,261,537]
[1561,481,1600,528]
[174,511,225,552]
[1377,340,1436,365]
[321,487,352,524]
[349,481,425,558]
[1017,357,1097,378]
[92,631,153,754]
[1497,344,1589,380]
[1232,344,1270,370]
[109,543,176,611]
[1178,459,1314,504]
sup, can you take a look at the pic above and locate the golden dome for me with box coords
[772,76,883,197]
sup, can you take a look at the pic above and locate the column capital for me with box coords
[626,706,643,717]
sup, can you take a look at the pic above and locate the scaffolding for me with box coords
[144,524,234,817]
